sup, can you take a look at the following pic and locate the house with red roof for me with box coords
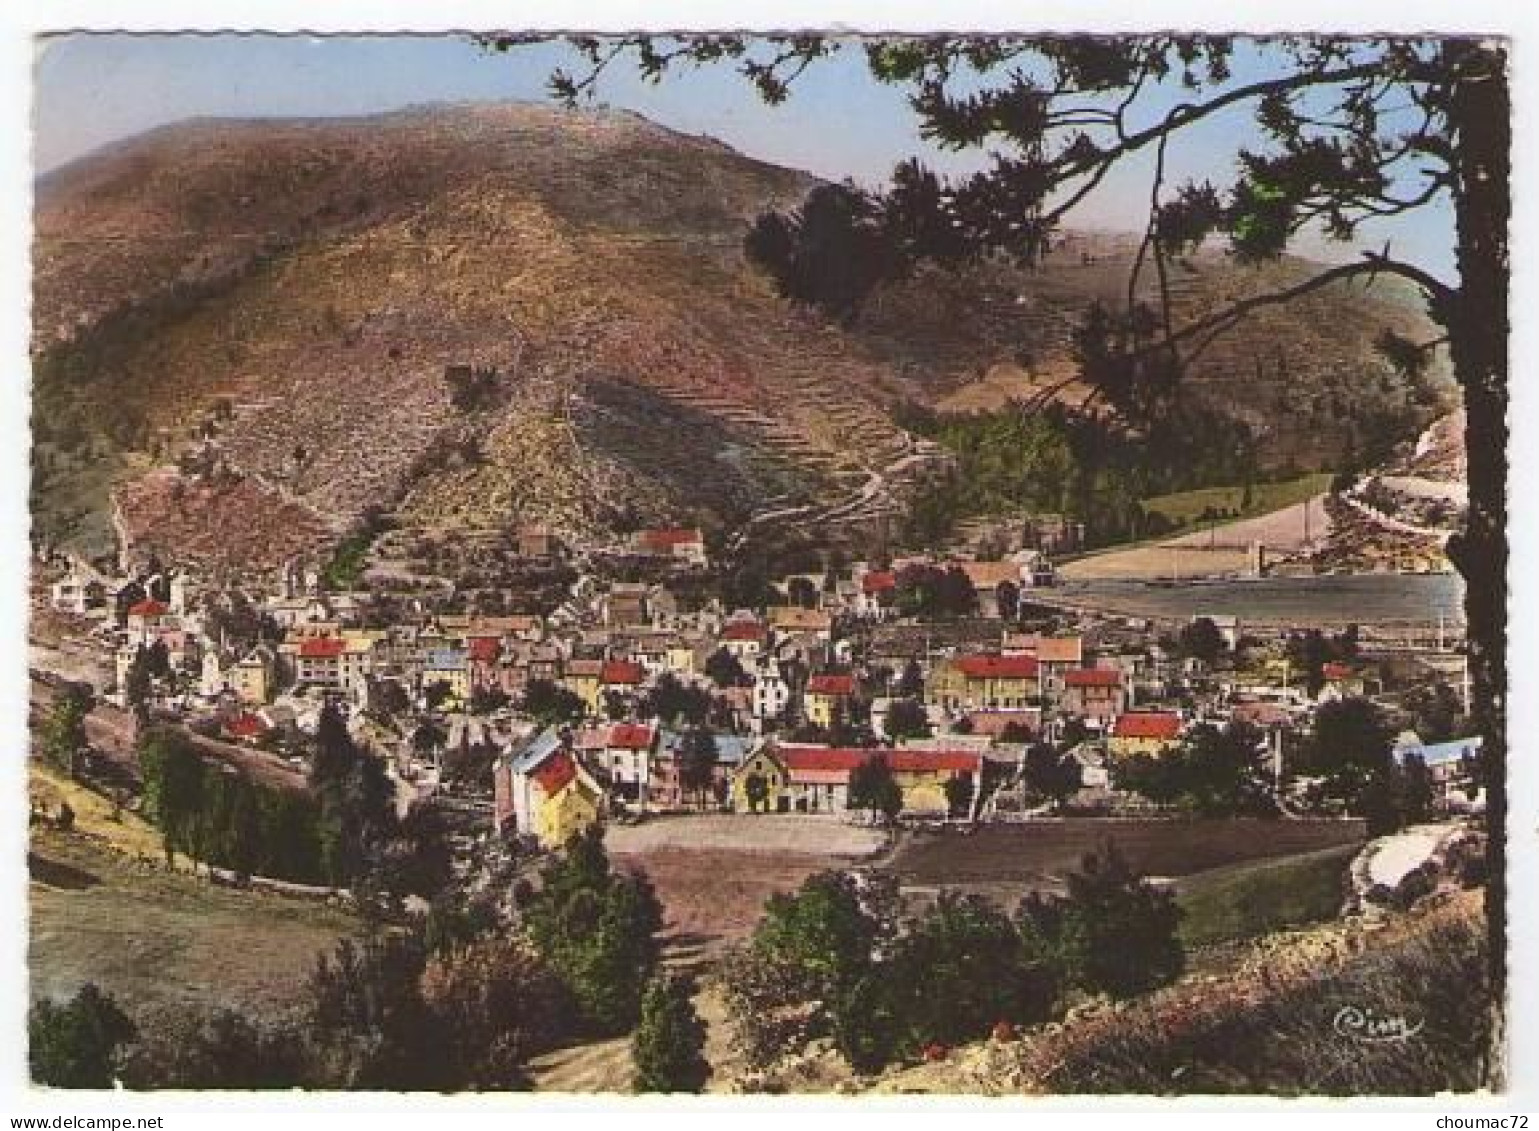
[1319,662,1372,701]
[466,634,512,696]
[1109,711,1183,758]
[601,659,645,689]
[720,619,768,661]
[222,711,270,744]
[599,722,658,805]
[854,569,897,618]
[1062,667,1127,724]
[804,672,858,728]
[754,743,984,816]
[124,597,171,642]
[636,527,708,566]
[497,728,605,850]
[927,653,1039,710]
[295,636,346,688]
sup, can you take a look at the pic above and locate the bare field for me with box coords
[28,828,355,1020]
[888,818,1367,892]
[1058,544,1252,582]
[607,813,886,856]
[1060,494,1332,581]
[609,817,886,946]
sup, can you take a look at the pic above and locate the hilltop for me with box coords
[31,102,1453,569]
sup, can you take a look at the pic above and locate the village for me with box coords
[34,508,1483,865]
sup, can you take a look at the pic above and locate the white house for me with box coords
[751,654,792,732]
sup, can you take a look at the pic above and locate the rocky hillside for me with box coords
[32,102,1453,568]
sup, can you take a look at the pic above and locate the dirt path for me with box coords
[525,929,741,1094]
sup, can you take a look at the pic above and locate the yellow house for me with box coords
[1108,711,1183,758]
[804,673,856,728]
[928,654,1039,709]
[889,749,982,815]
[665,643,697,677]
[561,659,605,714]
[230,649,272,705]
[731,746,789,813]
[421,648,470,706]
[536,770,604,850]
[501,733,607,849]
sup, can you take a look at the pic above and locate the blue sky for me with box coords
[33,33,1455,278]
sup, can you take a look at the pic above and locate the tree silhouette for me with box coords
[494,31,1507,1022]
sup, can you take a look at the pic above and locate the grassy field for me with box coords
[29,827,356,1023]
[1175,842,1359,950]
[887,818,1365,889]
[1141,473,1332,530]
[29,761,164,860]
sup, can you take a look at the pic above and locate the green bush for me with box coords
[632,974,710,1093]
[1022,843,1185,1000]
[521,828,664,1035]
[29,984,136,1088]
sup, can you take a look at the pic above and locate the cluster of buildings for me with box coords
[493,723,997,848]
[42,520,1478,852]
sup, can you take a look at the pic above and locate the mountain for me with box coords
[31,102,1453,572]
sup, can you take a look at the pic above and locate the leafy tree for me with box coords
[787,575,819,609]
[418,936,571,1089]
[1021,743,1079,809]
[942,771,975,819]
[940,566,979,618]
[885,697,931,740]
[884,892,1060,1053]
[1302,697,1399,832]
[371,677,412,717]
[1406,680,1466,744]
[423,680,454,712]
[114,579,147,627]
[895,659,926,699]
[1285,629,1334,695]
[520,828,664,1035]
[743,771,770,814]
[847,754,903,824]
[761,872,890,992]
[123,646,153,709]
[1113,750,1184,806]
[1179,617,1226,666]
[1178,721,1274,815]
[123,1009,302,1090]
[1118,721,1274,816]
[831,971,906,1075]
[521,679,587,725]
[411,716,447,761]
[1396,750,1436,826]
[1022,843,1184,999]
[893,563,946,619]
[39,684,90,778]
[305,930,441,1090]
[468,685,511,715]
[676,726,719,808]
[29,984,137,1088]
[995,579,1021,622]
[704,648,749,689]
[631,973,710,1093]
[644,673,711,725]
[743,182,901,324]
[311,702,358,792]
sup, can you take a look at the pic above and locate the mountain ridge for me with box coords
[30,102,1452,570]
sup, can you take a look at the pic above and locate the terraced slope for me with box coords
[33,102,1451,567]
[33,103,919,562]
